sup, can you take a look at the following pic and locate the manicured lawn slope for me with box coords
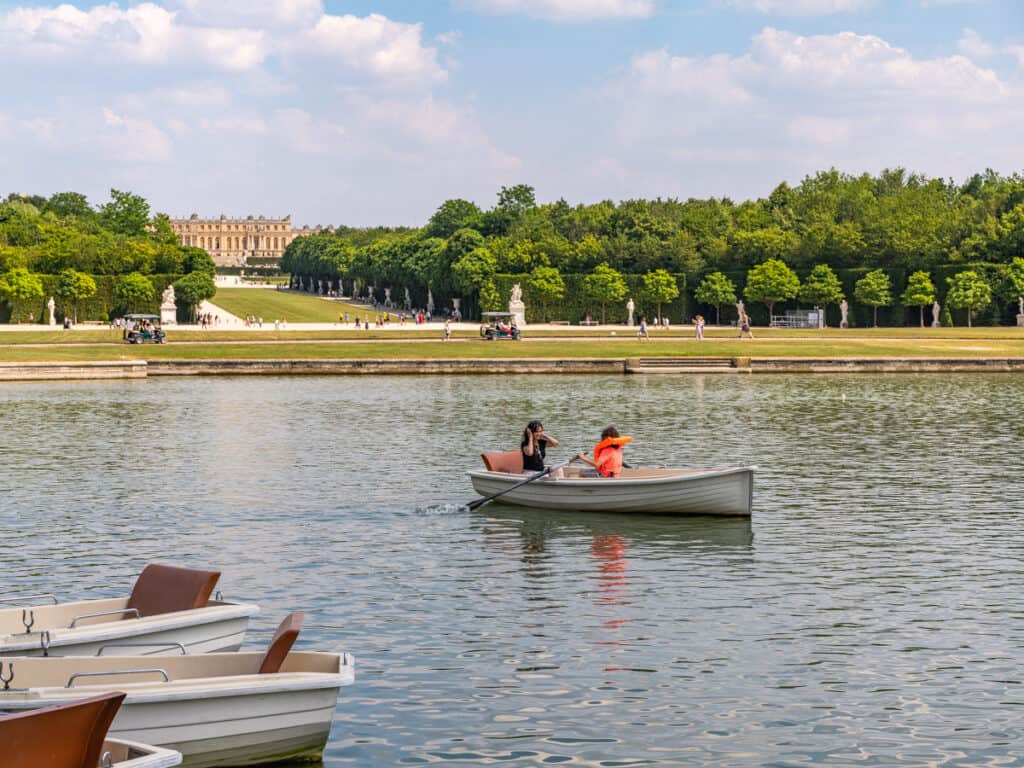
[208,288,369,323]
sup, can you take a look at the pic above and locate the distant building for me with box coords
[170,214,325,268]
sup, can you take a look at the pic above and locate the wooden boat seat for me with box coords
[1,691,126,768]
[481,451,523,474]
[259,611,304,674]
[127,563,221,618]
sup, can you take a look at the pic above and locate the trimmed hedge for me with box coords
[688,262,1020,327]
[0,273,182,324]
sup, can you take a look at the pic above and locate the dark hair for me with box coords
[522,420,543,447]
[601,425,620,440]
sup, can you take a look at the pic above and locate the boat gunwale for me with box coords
[104,737,182,768]
[0,602,260,653]
[467,465,756,487]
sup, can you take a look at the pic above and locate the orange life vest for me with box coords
[593,436,632,478]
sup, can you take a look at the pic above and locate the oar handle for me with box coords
[467,455,580,511]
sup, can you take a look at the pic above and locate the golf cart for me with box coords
[123,314,166,344]
[480,311,521,341]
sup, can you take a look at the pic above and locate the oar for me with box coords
[467,457,579,511]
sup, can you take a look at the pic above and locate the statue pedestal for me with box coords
[840,321,848,329]
[509,300,526,328]
[160,302,177,326]
[1017,314,1024,327]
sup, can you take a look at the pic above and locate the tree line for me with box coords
[281,169,1024,326]
[0,191,216,322]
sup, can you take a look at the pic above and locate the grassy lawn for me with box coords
[0,325,1021,346]
[1,337,1023,362]
[209,288,370,323]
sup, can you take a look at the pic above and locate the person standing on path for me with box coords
[444,318,451,341]
[738,312,754,340]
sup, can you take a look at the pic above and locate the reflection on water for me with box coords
[2,374,1024,767]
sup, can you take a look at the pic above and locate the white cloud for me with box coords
[456,0,654,21]
[100,108,173,163]
[168,0,323,28]
[958,28,993,58]
[725,0,874,15]
[593,27,1022,203]
[0,3,445,84]
[297,13,446,83]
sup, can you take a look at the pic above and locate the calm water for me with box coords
[2,373,1024,767]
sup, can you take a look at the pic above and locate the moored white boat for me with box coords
[0,613,354,768]
[469,454,755,516]
[1,691,182,768]
[101,739,184,768]
[1,564,259,657]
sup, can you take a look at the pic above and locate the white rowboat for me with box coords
[0,614,354,768]
[469,455,755,516]
[101,739,183,768]
[1,691,182,768]
[1,564,259,657]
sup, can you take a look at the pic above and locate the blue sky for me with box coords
[0,0,1021,225]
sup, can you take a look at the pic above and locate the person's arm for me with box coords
[539,432,559,448]
[523,433,537,457]
[576,451,596,468]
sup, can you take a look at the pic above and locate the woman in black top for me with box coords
[521,421,560,472]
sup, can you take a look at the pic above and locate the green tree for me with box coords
[854,269,893,327]
[478,279,502,312]
[182,247,216,275]
[744,258,800,320]
[451,246,497,316]
[425,199,482,239]
[527,265,565,322]
[1006,257,1024,317]
[640,269,680,323]
[798,265,844,326]
[114,272,154,314]
[583,263,627,324]
[901,270,936,328]
[46,191,94,220]
[150,213,179,245]
[55,268,97,323]
[694,271,737,325]
[0,267,43,323]
[945,270,991,328]
[99,189,150,237]
[173,271,217,322]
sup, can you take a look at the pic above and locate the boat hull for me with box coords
[0,652,353,768]
[104,738,182,768]
[468,467,754,516]
[0,602,259,657]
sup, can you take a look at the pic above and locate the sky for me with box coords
[0,0,1022,226]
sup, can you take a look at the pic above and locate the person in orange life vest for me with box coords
[577,426,633,478]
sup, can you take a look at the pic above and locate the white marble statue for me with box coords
[627,298,635,327]
[160,284,177,326]
[427,288,435,315]
[405,287,412,309]
[47,296,56,326]
[839,299,849,329]
[509,283,526,327]
[932,301,941,328]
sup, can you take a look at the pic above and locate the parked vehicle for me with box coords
[479,312,521,341]
[123,314,166,344]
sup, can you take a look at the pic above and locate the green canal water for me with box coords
[2,373,1023,767]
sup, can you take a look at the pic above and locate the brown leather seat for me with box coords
[481,451,523,474]
[127,563,221,618]
[258,611,304,674]
[1,691,126,768]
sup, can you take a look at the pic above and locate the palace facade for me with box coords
[170,214,324,267]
